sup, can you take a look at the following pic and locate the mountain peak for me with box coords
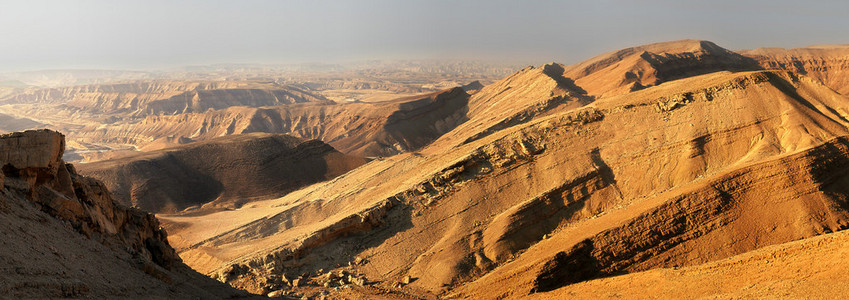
[560,39,761,98]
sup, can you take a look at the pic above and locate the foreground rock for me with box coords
[0,129,256,299]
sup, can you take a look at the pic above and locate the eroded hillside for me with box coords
[558,39,762,98]
[0,80,330,116]
[151,40,849,299]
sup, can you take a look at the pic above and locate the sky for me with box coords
[1,0,848,72]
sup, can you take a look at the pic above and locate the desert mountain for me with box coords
[555,39,762,98]
[453,71,849,298]
[427,63,592,149]
[77,133,367,213]
[0,80,330,117]
[740,45,849,95]
[148,40,849,299]
[0,112,44,133]
[0,130,255,298]
[71,87,471,157]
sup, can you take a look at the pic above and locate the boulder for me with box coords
[267,289,286,298]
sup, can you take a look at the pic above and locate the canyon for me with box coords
[3,40,849,299]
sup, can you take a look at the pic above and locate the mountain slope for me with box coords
[532,229,849,299]
[156,67,849,298]
[450,70,849,298]
[78,133,367,213]
[425,63,592,149]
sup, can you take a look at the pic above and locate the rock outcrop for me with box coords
[0,129,253,298]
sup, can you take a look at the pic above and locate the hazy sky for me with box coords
[1,0,847,72]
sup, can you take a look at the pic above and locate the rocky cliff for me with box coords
[0,130,253,298]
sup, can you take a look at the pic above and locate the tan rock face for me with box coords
[0,129,178,268]
[0,129,254,298]
[0,129,65,170]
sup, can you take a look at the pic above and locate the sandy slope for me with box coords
[534,229,849,299]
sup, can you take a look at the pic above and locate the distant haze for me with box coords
[1,0,847,72]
